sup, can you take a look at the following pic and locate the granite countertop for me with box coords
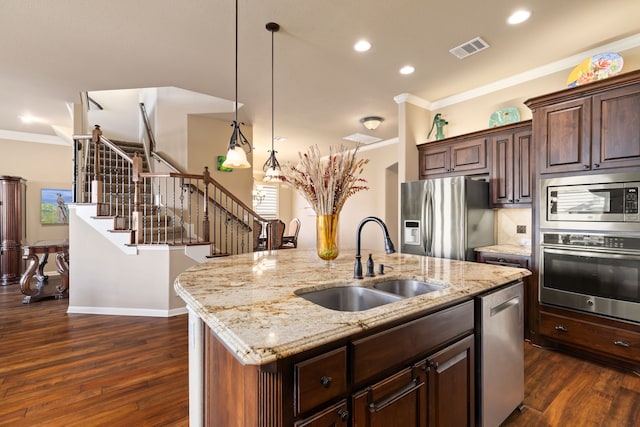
[174,249,531,366]
[474,244,532,257]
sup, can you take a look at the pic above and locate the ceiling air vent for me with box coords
[449,37,490,59]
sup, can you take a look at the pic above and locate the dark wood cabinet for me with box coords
[0,176,26,285]
[526,72,640,174]
[352,365,427,427]
[592,83,640,169]
[490,124,532,206]
[204,300,476,426]
[538,307,640,372]
[418,137,489,178]
[425,335,475,427]
[295,400,349,427]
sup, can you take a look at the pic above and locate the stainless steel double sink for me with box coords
[296,279,445,312]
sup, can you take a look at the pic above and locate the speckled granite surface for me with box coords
[474,244,532,257]
[174,249,531,366]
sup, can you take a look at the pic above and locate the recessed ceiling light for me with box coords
[354,40,371,52]
[273,136,287,143]
[400,65,415,75]
[507,10,531,25]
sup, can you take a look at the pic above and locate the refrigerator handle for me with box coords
[425,189,433,256]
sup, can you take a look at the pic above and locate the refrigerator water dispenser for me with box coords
[403,220,421,245]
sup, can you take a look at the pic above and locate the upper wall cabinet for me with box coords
[418,136,489,179]
[490,123,532,207]
[526,70,640,175]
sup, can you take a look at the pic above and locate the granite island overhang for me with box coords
[173,249,532,366]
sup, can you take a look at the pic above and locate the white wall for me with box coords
[68,205,194,315]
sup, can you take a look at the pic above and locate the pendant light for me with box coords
[262,22,282,182]
[221,0,251,169]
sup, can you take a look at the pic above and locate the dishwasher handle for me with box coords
[484,259,522,268]
[489,296,520,317]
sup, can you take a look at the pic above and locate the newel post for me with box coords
[202,167,211,242]
[132,153,143,244]
[91,124,103,203]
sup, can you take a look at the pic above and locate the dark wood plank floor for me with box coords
[0,280,188,426]
[1,281,638,426]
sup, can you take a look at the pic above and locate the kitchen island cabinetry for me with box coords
[526,70,640,175]
[490,123,532,206]
[175,249,530,427]
[205,299,475,426]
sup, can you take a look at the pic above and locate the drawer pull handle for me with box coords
[337,409,349,421]
[368,378,423,413]
[320,376,332,388]
[554,325,568,333]
[614,340,630,348]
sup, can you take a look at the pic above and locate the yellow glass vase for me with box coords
[316,214,339,261]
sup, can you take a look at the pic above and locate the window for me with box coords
[253,184,278,219]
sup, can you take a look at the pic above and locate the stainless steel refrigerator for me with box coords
[400,177,494,260]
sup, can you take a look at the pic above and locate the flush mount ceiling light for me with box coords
[221,0,251,169]
[508,9,531,25]
[360,116,384,131]
[399,65,415,75]
[262,22,283,182]
[354,40,371,52]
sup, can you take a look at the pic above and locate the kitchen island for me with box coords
[175,249,531,426]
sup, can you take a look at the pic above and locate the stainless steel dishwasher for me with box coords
[476,280,524,427]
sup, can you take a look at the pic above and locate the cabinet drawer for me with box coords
[539,311,640,362]
[294,399,348,426]
[294,346,347,415]
[351,301,474,385]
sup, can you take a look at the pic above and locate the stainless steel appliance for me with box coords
[477,281,524,427]
[540,232,640,322]
[541,172,640,231]
[400,177,494,260]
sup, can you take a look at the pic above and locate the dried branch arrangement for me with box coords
[281,144,369,215]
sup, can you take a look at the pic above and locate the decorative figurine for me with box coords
[427,113,448,140]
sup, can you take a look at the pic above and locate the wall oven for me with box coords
[540,232,640,323]
[540,172,640,232]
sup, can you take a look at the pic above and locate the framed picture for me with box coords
[217,155,233,172]
[41,188,72,225]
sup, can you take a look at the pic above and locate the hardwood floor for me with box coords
[0,281,188,426]
[1,281,639,426]
[503,341,640,427]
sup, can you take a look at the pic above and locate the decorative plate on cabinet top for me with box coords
[567,52,623,87]
[488,107,520,128]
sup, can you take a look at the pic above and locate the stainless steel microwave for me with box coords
[540,172,640,231]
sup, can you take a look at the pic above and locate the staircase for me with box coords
[74,127,276,255]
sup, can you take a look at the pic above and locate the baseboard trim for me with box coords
[67,305,188,317]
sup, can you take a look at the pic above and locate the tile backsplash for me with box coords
[495,208,532,245]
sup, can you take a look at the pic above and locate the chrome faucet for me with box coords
[354,216,396,279]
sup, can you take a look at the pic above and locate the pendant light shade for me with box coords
[221,0,251,169]
[262,22,282,182]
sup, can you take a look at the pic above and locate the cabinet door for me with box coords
[592,83,640,170]
[426,335,475,427]
[295,400,349,427]
[513,130,532,204]
[450,138,488,174]
[419,143,450,177]
[538,98,591,174]
[352,365,427,427]
[491,133,514,205]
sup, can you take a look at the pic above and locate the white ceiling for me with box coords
[2,0,640,170]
